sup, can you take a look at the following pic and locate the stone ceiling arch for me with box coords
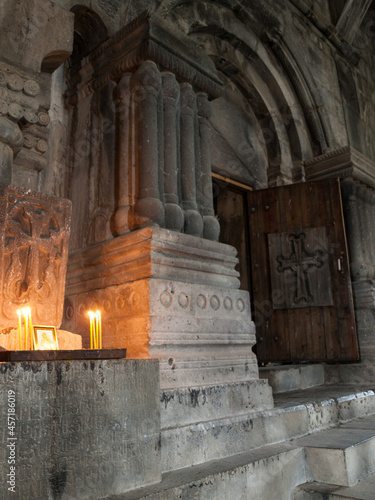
[156,0,326,187]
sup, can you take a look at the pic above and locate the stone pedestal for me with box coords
[62,227,269,395]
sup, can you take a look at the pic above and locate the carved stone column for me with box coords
[114,73,132,235]
[197,93,221,241]
[162,73,184,232]
[132,62,165,228]
[180,83,203,237]
[63,12,272,409]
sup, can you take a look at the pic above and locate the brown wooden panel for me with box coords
[247,178,358,363]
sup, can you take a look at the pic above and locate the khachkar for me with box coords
[63,11,272,404]
[0,184,72,328]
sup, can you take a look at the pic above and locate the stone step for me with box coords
[259,364,325,394]
[116,388,375,500]
[293,415,375,488]
[294,474,375,500]
[162,386,375,472]
[114,443,310,500]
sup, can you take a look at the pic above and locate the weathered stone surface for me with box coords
[0,359,160,499]
[260,364,325,394]
[65,227,240,295]
[0,185,72,328]
[0,0,74,73]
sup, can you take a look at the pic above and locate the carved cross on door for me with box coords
[276,233,323,304]
[267,227,333,310]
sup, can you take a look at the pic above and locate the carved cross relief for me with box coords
[0,186,71,326]
[268,228,333,309]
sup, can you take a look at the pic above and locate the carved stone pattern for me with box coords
[65,14,222,106]
[197,294,207,309]
[160,291,173,308]
[0,186,71,327]
[210,295,220,310]
[236,299,245,312]
[178,292,189,308]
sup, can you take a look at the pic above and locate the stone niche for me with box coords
[0,184,71,329]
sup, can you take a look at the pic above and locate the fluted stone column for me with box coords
[162,72,184,232]
[132,61,164,228]
[197,93,220,241]
[180,83,203,237]
[114,73,132,235]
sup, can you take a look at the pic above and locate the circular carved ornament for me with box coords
[23,79,40,97]
[210,295,220,310]
[23,134,35,149]
[65,305,74,320]
[103,299,111,313]
[236,299,245,312]
[178,292,189,309]
[116,295,126,310]
[8,103,23,120]
[35,139,48,153]
[24,111,38,124]
[197,294,207,309]
[130,291,141,307]
[160,291,172,308]
[224,297,233,311]
[78,303,86,316]
[7,75,23,92]
[38,112,50,126]
[0,71,7,85]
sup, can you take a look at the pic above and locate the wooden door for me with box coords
[248,178,358,363]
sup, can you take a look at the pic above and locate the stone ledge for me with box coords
[66,227,240,295]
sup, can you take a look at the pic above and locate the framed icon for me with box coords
[33,326,59,350]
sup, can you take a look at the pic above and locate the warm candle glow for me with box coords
[22,307,31,350]
[88,311,95,349]
[96,311,102,349]
[17,310,22,350]
[88,310,102,349]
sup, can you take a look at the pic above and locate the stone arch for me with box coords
[68,5,108,77]
[156,0,326,187]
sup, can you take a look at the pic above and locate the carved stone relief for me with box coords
[0,185,71,327]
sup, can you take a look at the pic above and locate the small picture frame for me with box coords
[33,326,59,350]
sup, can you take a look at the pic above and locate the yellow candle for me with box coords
[17,310,22,350]
[22,308,30,350]
[29,312,34,350]
[94,313,98,349]
[88,311,94,349]
[96,311,102,349]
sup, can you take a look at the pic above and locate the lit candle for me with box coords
[22,307,30,350]
[96,311,102,349]
[29,312,34,350]
[88,311,94,349]
[17,310,22,350]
